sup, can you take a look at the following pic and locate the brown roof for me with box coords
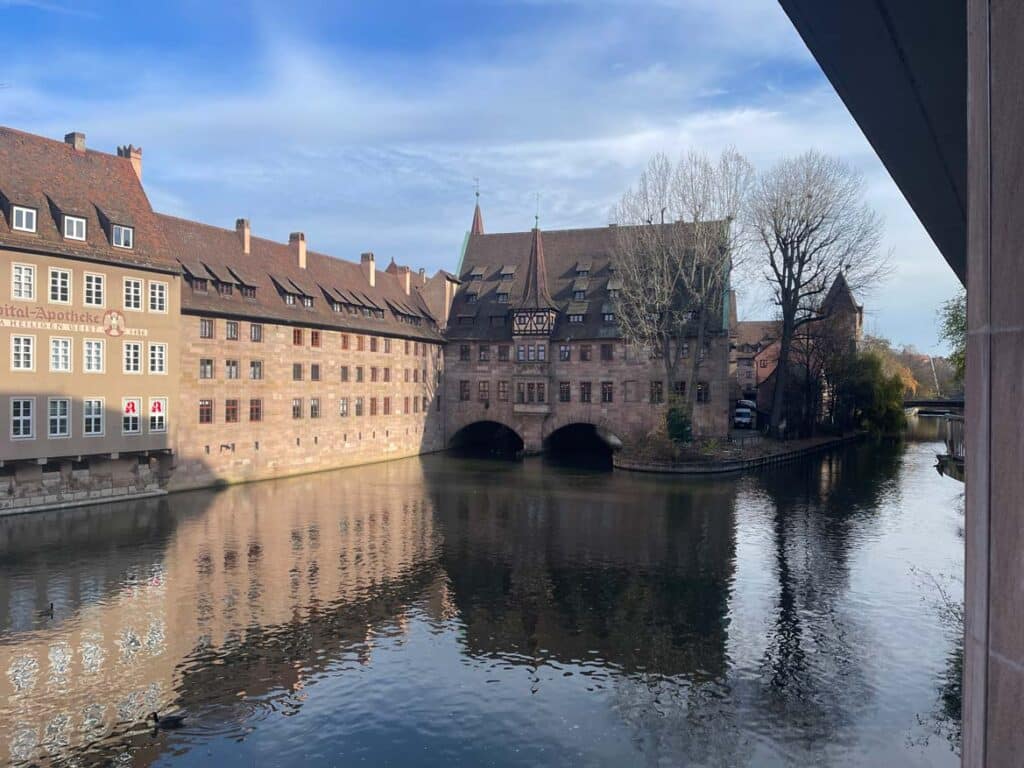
[449,219,707,341]
[735,320,781,349]
[470,202,484,235]
[158,214,443,341]
[821,271,861,313]
[0,126,177,272]
[518,227,556,310]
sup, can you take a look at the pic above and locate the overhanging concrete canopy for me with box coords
[778,1,967,284]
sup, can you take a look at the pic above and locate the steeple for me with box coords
[470,188,484,235]
[519,225,555,309]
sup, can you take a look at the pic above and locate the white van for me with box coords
[734,401,756,429]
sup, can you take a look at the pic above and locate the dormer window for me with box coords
[467,293,478,304]
[607,289,619,300]
[496,291,509,303]
[12,206,37,233]
[603,312,615,323]
[241,286,256,299]
[332,301,342,313]
[192,277,208,293]
[575,269,589,278]
[216,281,233,296]
[573,290,586,301]
[285,293,296,305]
[501,272,514,281]
[568,313,584,323]
[63,215,86,241]
[302,296,314,308]
[112,224,134,249]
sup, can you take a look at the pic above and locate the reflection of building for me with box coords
[0,128,181,512]
[0,458,442,765]
[445,202,733,451]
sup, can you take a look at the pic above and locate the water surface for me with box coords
[0,417,964,766]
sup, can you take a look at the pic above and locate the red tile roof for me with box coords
[158,214,443,341]
[0,126,177,272]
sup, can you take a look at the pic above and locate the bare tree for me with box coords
[613,149,753,418]
[747,150,887,437]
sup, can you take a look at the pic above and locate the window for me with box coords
[459,380,471,401]
[285,293,296,306]
[370,397,378,416]
[217,281,233,296]
[559,345,571,361]
[460,344,470,362]
[192,278,209,293]
[293,363,303,381]
[249,399,263,422]
[48,398,70,438]
[404,368,411,383]
[478,381,490,402]
[369,336,377,352]
[49,268,71,304]
[123,341,142,374]
[340,365,349,382]
[311,363,321,381]
[673,380,686,397]
[650,380,665,404]
[356,336,364,352]
[225,320,239,340]
[573,290,586,301]
[112,224,134,249]
[559,381,571,402]
[497,292,509,303]
[515,383,525,403]
[50,337,71,372]
[199,399,214,424]
[356,366,364,383]
[292,328,303,346]
[225,359,239,379]
[149,343,167,374]
[84,339,104,372]
[467,293,478,304]
[250,323,263,342]
[312,330,321,348]
[580,345,592,362]
[516,345,526,362]
[413,368,419,383]
[12,205,37,232]
[696,382,710,403]
[122,398,141,434]
[383,397,391,416]
[498,345,510,362]
[339,398,349,417]
[680,341,690,358]
[292,398,303,419]
[355,397,364,417]
[11,335,34,370]
[758,359,769,369]
[527,345,536,362]
[568,314,584,323]
[249,360,263,380]
[11,398,34,439]
[342,334,350,350]
[84,399,104,436]
[537,344,546,362]
[601,381,614,403]
[371,367,379,383]
[478,344,490,362]
[579,381,592,403]
[149,281,168,312]
[383,367,391,383]
[498,381,509,401]
[149,397,167,433]
[224,399,240,423]
[11,263,35,300]
[537,383,546,403]
[84,273,104,306]
[199,358,214,379]
[600,344,614,362]
[603,312,615,323]
[241,286,256,299]
[199,318,214,339]
[123,278,142,310]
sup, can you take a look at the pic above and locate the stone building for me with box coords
[0,128,181,512]
[444,202,733,453]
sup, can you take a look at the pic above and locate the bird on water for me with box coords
[149,712,186,729]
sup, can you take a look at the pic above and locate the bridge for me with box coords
[903,397,964,414]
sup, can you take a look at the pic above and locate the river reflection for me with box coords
[0,434,963,767]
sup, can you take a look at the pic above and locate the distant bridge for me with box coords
[903,397,964,410]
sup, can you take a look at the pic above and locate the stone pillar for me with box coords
[964,1,1024,764]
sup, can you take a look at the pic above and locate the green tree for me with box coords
[938,290,966,385]
[841,352,907,435]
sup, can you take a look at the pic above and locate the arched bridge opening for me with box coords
[542,423,619,470]
[448,421,524,459]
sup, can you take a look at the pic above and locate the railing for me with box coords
[945,415,965,461]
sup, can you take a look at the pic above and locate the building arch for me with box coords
[448,420,525,455]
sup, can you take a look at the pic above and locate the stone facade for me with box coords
[170,312,445,491]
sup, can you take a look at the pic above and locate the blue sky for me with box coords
[0,0,962,351]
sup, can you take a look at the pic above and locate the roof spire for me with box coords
[519,219,555,309]
[470,179,484,235]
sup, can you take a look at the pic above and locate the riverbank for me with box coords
[614,432,865,475]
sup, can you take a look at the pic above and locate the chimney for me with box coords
[64,132,86,153]
[236,219,251,254]
[398,265,412,296]
[117,144,143,181]
[361,252,376,287]
[418,267,426,287]
[289,232,307,269]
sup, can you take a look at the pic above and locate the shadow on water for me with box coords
[447,420,524,460]
[542,423,614,470]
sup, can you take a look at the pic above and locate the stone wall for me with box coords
[169,313,446,491]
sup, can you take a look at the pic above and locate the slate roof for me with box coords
[448,220,706,341]
[821,271,861,314]
[158,214,443,341]
[0,126,177,272]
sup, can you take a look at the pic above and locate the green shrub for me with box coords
[666,397,692,444]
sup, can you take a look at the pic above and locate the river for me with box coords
[0,416,964,766]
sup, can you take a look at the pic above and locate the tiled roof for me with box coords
[448,220,707,341]
[734,320,781,349]
[821,271,861,313]
[158,214,443,341]
[0,126,177,272]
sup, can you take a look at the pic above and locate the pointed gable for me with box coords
[518,226,556,309]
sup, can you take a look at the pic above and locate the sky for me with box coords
[0,0,962,352]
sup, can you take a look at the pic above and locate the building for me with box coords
[444,202,733,453]
[733,320,780,398]
[0,128,182,511]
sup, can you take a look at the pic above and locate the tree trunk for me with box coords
[770,322,793,438]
